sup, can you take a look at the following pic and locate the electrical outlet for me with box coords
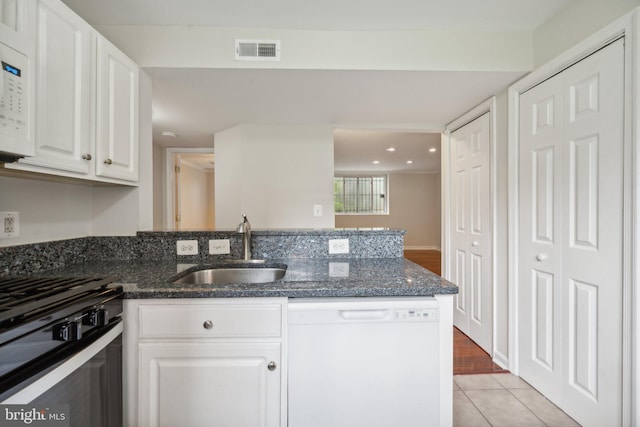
[176,240,198,256]
[313,204,323,217]
[329,262,350,277]
[209,239,231,255]
[0,212,19,239]
[5,216,14,233]
[328,238,349,254]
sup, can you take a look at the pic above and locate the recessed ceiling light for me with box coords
[406,160,413,164]
[386,147,396,152]
[429,147,437,153]
[372,160,380,164]
[162,131,177,137]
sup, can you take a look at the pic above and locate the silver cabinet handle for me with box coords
[82,154,92,160]
[104,158,113,165]
[203,320,213,330]
[267,361,277,371]
[472,241,479,247]
[536,253,547,261]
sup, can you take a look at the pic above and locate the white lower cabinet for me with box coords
[138,342,281,427]
[124,298,287,427]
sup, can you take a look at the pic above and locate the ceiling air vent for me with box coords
[235,39,281,61]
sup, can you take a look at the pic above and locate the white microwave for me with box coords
[0,39,33,162]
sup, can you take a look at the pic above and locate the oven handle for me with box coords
[1,319,123,404]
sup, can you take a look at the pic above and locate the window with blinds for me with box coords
[334,176,388,214]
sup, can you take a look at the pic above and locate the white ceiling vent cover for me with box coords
[235,39,281,61]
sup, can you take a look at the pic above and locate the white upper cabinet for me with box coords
[19,0,92,174]
[0,0,34,42]
[4,0,139,184]
[95,35,139,182]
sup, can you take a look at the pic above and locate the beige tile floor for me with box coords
[453,374,581,427]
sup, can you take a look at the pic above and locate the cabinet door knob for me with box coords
[472,241,479,247]
[82,154,92,160]
[536,253,547,261]
[104,158,113,165]
[203,320,213,329]
[267,361,277,371]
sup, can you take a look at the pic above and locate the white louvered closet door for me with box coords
[518,38,624,427]
[450,112,492,355]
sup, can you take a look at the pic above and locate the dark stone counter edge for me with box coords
[137,229,407,236]
[120,287,459,299]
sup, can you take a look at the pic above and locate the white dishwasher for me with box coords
[288,297,440,427]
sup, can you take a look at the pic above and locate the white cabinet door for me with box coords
[449,112,493,354]
[138,342,281,427]
[518,38,624,427]
[0,0,28,34]
[19,0,92,174]
[95,35,138,182]
[3,2,139,185]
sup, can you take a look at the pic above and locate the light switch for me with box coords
[209,239,231,254]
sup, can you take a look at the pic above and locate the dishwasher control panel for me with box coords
[394,308,438,321]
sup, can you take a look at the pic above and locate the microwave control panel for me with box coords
[0,41,28,141]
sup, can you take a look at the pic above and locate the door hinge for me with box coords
[175,166,181,173]
[175,214,181,222]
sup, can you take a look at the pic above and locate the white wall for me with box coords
[533,0,639,66]
[0,176,93,247]
[215,124,335,229]
[179,162,214,230]
[493,90,510,365]
[152,144,164,229]
[0,71,154,247]
[137,70,154,232]
[96,25,532,72]
[207,170,215,228]
[335,173,441,249]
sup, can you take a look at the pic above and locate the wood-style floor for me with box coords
[452,327,508,375]
[404,249,508,375]
[403,249,441,275]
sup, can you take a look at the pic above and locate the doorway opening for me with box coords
[333,129,442,250]
[165,148,215,230]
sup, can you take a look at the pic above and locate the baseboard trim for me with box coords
[404,246,441,251]
[492,351,510,371]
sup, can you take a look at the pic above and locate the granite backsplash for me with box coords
[0,229,406,277]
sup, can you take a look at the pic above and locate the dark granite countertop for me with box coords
[42,258,458,299]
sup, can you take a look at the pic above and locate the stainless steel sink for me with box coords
[172,266,287,285]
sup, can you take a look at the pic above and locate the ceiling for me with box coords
[334,130,441,174]
[61,0,571,173]
[61,0,569,32]
[148,68,524,149]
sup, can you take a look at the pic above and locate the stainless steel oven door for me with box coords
[1,321,122,427]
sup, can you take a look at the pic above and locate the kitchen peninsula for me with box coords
[0,228,456,427]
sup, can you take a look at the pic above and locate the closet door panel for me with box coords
[449,112,492,354]
[560,38,623,427]
[518,74,564,404]
[519,38,624,427]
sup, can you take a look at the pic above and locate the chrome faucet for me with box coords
[236,214,252,260]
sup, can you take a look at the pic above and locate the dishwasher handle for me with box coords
[338,309,390,321]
